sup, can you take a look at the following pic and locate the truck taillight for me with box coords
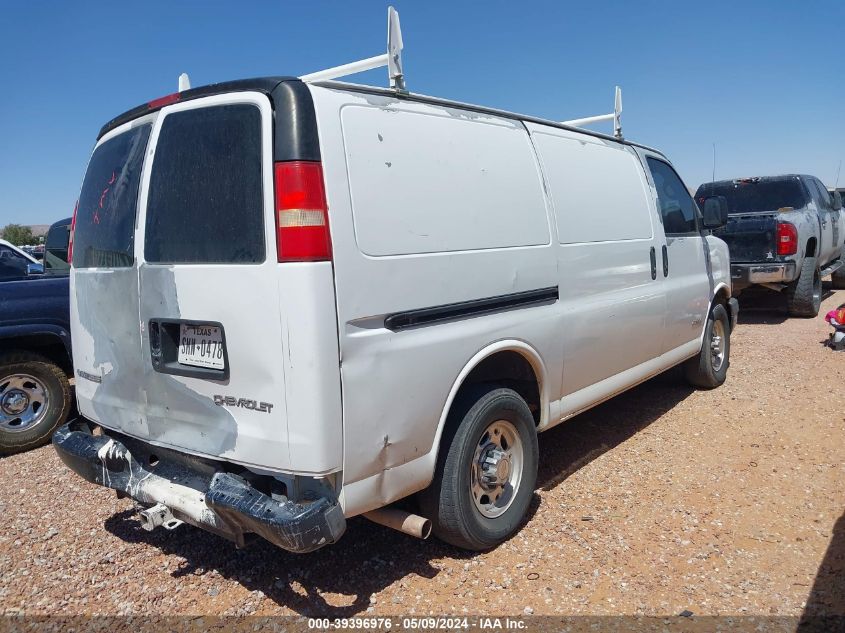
[274,161,331,262]
[776,221,798,256]
[67,200,78,266]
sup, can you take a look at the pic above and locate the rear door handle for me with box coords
[662,245,669,277]
[650,247,657,280]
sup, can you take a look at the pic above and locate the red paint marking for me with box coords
[108,171,116,185]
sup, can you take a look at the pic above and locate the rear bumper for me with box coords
[52,420,345,553]
[731,262,796,285]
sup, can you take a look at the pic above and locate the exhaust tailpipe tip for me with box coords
[363,507,432,540]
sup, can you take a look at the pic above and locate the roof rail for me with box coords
[300,6,405,91]
[562,86,623,139]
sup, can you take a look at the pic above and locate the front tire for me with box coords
[419,387,538,551]
[0,352,71,456]
[684,303,730,389]
[786,256,821,317]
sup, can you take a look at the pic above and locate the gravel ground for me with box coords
[1,287,843,619]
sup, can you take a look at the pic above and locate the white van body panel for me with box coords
[525,123,668,402]
[310,85,562,514]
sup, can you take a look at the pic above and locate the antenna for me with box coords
[300,6,405,90]
[712,143,716,181]
[835,159,842,189]
[561,86,623,139]
[178,73,191,92]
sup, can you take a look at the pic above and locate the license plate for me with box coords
[177,324,225,370]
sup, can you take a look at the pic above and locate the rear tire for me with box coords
[831,262,845,290]
[0,352,71,456]
[786,257,821,317]
[419,386,538,551]
[684,303,730,389]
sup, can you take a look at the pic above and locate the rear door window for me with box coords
[73,125,152,268]
[145,104,264,264]
[696,179,809,214]
[646,158,699,235]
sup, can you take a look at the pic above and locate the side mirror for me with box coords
[832,191,843,212]
[702,195,729,228]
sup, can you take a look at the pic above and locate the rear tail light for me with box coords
[67,200,78,266]
[776,221,798,256]
[274,161,331,262]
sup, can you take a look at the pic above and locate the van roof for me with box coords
[99,76,666,159]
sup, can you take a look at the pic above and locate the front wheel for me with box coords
[419,387,538,551]
[684,303,731,389]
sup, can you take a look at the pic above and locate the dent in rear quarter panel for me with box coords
[308,85,562,516]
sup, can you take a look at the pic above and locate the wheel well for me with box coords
[806,237,817,258]
[452,350,541,425]
[0,335,72,375]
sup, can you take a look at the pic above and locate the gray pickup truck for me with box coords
[695,175,845,317]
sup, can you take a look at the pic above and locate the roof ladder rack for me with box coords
[300,6,405,91]
[562,86,623,139]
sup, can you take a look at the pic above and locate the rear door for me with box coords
[136,93,291,470]
[74,93,295,472]
[641,154,711,355]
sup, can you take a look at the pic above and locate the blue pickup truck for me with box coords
[0,218,73,455]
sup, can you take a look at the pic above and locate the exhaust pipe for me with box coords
[363,507,432,539]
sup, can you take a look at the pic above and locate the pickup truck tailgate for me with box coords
[713,213,778,263]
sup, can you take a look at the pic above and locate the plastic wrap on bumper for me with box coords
[52,420,345,553]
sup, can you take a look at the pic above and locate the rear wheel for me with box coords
[786,257,821,317]
[0,352,71,456]
[831,262,845,290]
[419,387,538,551]
[684,303,730,389]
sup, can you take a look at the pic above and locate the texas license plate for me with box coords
[177,324,225,370]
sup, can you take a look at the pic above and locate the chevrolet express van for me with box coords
[54,75,736,553]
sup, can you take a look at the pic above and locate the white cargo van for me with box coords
[55,39,736,552]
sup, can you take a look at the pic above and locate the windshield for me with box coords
[73,124,151,268]
[695,179,809,214]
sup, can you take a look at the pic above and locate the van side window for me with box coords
[145,104,264,264]
[646,158,698,235]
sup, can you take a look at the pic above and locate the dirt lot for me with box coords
[1,288,843,619]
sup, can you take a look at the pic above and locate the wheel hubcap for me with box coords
[470,420,524,519]
[710,320,726,372]
[0,374,49,432]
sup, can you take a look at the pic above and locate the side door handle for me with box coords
[650,246,657,280]
[662,245,669,277]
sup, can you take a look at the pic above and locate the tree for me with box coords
[1,224,35,246]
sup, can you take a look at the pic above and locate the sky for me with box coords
[1,0,843,226]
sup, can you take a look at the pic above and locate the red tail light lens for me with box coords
[274,161,331,262]
[148,93,180,109]
[67,200,78,266]
[776,221,798,256]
